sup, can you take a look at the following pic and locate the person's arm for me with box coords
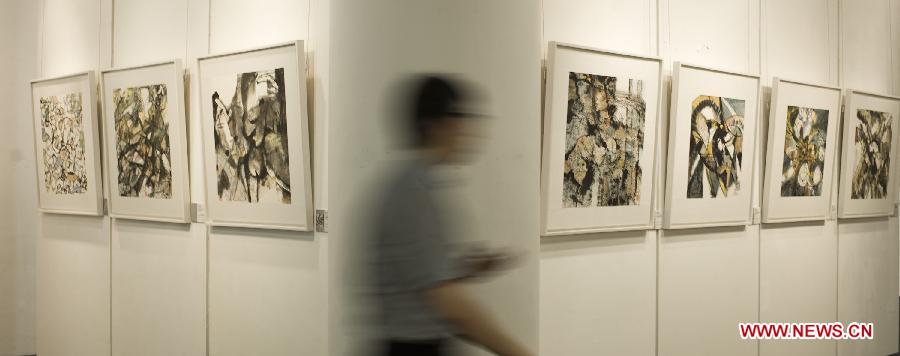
[453,249,520,282]
[425,282,533,356]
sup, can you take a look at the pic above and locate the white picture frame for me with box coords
[541,42,663,236]
[30,71,104,216]
[836,89,900,219]
[100,60,191,223]
[198,41,313,231]
[761,78,842,223]
[663,63,761,229]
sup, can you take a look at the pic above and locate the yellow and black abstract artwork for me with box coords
[781,106,829,197]
[687,95,745,199]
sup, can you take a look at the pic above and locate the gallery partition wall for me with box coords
[0,1,898,356]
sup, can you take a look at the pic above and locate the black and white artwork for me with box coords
[199,42,313,230]
[39,92,88,195]
[563,72,645,207]
[212,68,292,204]
[851,109,893,199]
[113,84,172,198]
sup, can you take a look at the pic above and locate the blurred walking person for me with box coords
[367,76,534,356]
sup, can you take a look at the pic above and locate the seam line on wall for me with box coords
[761,0,767,81]
[205,1,211,354]
[748,0,753,74]
[307,0,312,51]
[306,0,313,81]
[105,2,114,354]
[655,3,666,356]
[657,1,672,60]
[110,0,115,67]
[653,0,660,57]
[183,0,188,63]
[825,0,830,85]
[206,224,211,356]
[837,0,844,87]
[539,0,544,51]
[889,0,897,96]
[39,0,46,76]
[756,3,763,356]
[207,0,212,54]
[206,2,212,355]
[647,0,652,55]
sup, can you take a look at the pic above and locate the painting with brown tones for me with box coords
[563,72,645,207]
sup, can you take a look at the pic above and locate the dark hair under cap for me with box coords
[410,75,462,147]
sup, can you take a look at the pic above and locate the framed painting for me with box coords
[663,63,761,229]
[541,42,663,236]
[837,89,900,219]
[198,41,313,231]
[761,78,841,223]
[30,71,104,216]
[100,60,191,223]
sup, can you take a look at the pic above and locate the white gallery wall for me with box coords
[34,0,111,354]
[5,0,332,355]
[539,1,900,356]
[0,3,14,351]
[0,0,39,354]
[0,0,898,356]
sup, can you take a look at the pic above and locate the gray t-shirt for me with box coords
[370,158,463,340]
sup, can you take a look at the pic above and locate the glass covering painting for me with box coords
[39,92,88,194]
[851,109,893,199]
[781,106,829,197]
[687,95,745,199]
[212,68,292,203]
[113,84,172,198]
[563,72,646,207]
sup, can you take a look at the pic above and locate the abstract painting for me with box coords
[686,95,745,199]
[760,78,841,223]
[39,92,88,194]
[781,106,829,197]
[541,43,662,235]
[851,109,893,199]
[101,61,191,222]
[563,72,645,207]
[113,84,172,199]
[32,71,103,215]
[212,68,292,204]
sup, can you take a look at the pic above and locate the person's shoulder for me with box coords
[371,158,427,209]
[388,157,429,189]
